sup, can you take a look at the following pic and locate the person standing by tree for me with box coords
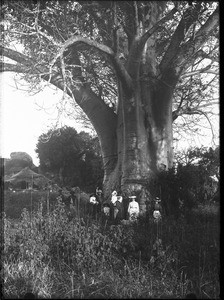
[114,194,124,224]
[1,2,219,212]
[96,187,103,204]
[153,197,162,222]
[128,196,140,221]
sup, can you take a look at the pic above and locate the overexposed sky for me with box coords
[0,72,80,165]
[0,72,219,166]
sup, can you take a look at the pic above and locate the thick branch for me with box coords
[140,7,178,51]
[126,6,178,77]
[159,4,202,73]
[133,1,139,36]
[0,62,30,73]
[61,36,114,56]
[1,46,118,169]
[50,35,133,92]
[0,46,33,67]
[174,6,219,75]
[110,55,133,93]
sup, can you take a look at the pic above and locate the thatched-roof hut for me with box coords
[5,167,49,189]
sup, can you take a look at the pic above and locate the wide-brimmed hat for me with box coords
[129,195,136,199]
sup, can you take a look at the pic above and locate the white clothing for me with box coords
[153,210,161,219]
[128,200,139,217]
[90,196,98,205]
[111,195,118,205]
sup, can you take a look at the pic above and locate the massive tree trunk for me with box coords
[1,1,218,215]
[101,75,175,213]
[98,13,179,212]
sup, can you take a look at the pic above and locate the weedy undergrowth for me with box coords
[3,195,220,299]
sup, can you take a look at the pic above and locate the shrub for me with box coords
[3,192,220,299]
[4,190,58,219]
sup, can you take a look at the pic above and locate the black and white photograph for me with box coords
[0,1,219,299]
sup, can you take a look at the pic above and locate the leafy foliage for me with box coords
[35,126,103,189]
[1,1,219,143]
[3,192,219,299]
[156,146,220,217]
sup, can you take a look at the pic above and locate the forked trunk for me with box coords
[102,78,174,214]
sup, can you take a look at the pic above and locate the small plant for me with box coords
[3,189,220,299]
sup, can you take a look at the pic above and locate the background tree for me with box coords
[159,145,220,217]
[175,145,219,202]
[36,126,103,190]
[1,1,219,212]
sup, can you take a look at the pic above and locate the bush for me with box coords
[3,193,220,299]
[4,190,59,219]
[150,146,220,218]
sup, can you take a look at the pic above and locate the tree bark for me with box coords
[1,2,218,216]
[100,71,175,214]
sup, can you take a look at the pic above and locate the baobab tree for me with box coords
[1,1,219,212]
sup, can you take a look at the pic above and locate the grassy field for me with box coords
[2,190,220,299]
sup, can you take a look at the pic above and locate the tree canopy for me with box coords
[1,1,219,141]
[1,1,219,205]
[35,126,103,189]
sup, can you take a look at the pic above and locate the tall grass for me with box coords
[3,192,220,299]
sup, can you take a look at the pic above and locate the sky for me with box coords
[0,72,219,167]
[0,72,82,165]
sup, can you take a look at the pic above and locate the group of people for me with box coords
[88,188,163,223]
[88,188,146,223]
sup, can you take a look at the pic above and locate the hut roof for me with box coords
[5,167,49,184]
